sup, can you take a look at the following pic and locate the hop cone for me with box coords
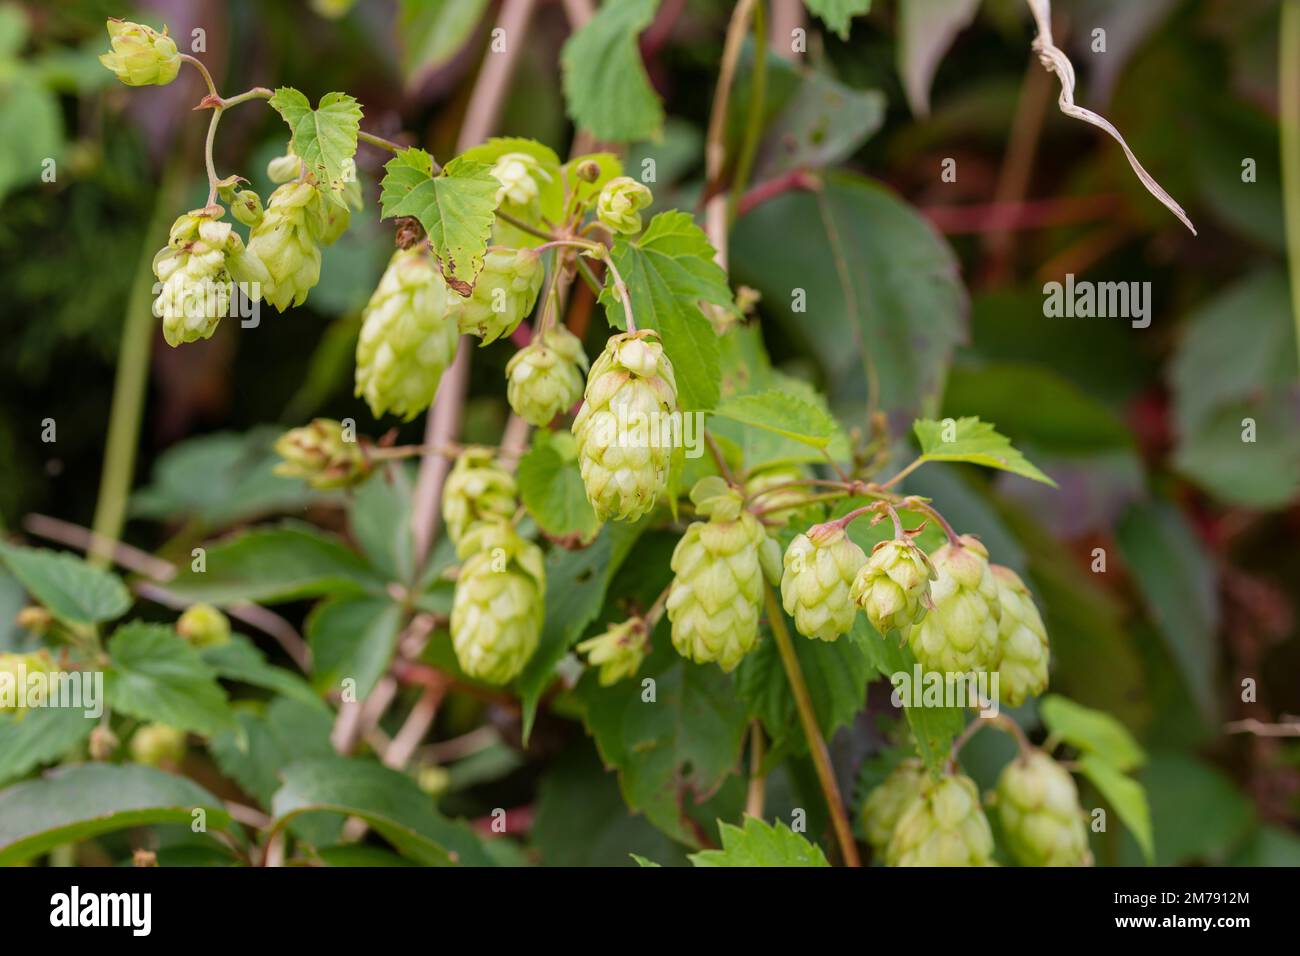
[274,418,371,489]
[666,487,765,672]
[267,152,301,184]
[0,651,53,715]
[572,330,678,522]
[99,19,179,86]
[457,248,543,344]
[886,773,995,867]
[176,603,231,649]
[780,526,866,642]
[904,536,1002,680]
[152,210,270,347]
[130,723,186,767]
[861,758,928,854]
[991,565,1050,707]
[355,248,460,420]
[491,152,552,216]
[450,521,545,685]
[506,325,589,426]
[248,182,322,311]
[577,619,649,686]
[997,751,1092,866]
[743,465,807,525]
[852,539,934,636]
[596,176,653,234]
[442,447,517,548]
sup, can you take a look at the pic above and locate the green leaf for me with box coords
[575,633,749,846]
[1077,754,1153,864]
[630,853,662,867]
[268,87,362,192]
[167,522,380,605]
[379,149,499,294]
[518,521,644,738]
[0,544,130,626]
[0,3,29,56]
[1123,753,1254,866]
[0,763,230,865]
[897,0,980,116]
[517,431,599,540]
[1115,501,1219,722]
[0,70,62,201]
[601,210,732,411]
[560,0,663,142]
[201,634,320,707]
[712,389,843,450]
[306,596,405,700]
[802,0,872,40]
[752,64,885,180]
[271,757,495,865]
[349,464,416,586]
[732,172,965,422]
[210,696,335,809]
[397,0,491,84]
[1039,695,1145,772]
[0,706,96,786]
[913,416,1056,485]
[689,816,830,867]
[105,623,233,736]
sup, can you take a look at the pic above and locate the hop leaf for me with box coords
[267,88,362,194]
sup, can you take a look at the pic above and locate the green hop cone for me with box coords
[457,248,544,344]
[572,330,678,522]
[273,418,371,489]
[852,539,935,636]
[990,565,1050,707]
[743,465,807,525]
[248,182,322,311]
[355,248,460,420]
[886,772,995,867]
[99,19,179,86]
[861,758,928,854]
[130,723,186,768]
[666,485,766,672]
[576,618,650,686]
[780,525,866,642]
[0,651,54,715]
[176,603,231,649]
[230,189,263,228]
[267,152,301,184]
[904,536,1002,681]
[152,209,270,347]
[596,176,653,234]
[442,447,518,548]
[505,325,589,426]
[449,521,545,685]
[996,751,1093,866]
[490,152,552,217]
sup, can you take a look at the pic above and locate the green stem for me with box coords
[1281,0,1300,371]
[89,164,184,566]
[763,587,861,866]
[728,0,767,222]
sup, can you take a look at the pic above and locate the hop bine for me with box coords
[666,483,765,672]
[860,758,928,854]
[442,448,518,548]
[449,521,545,685]
[903,536,1002,683]
[506,324,589,426]
[780,525,867,642]
[355,247,460,420]
[457,248,544,344]
[990,565,1050,707]
[886,772,995,867]
[572,330,678,522]
[852,538,934,637]
[274,419,372,490]
[996,750,1093,866]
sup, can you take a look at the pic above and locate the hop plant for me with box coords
[505,324,589,426]
[176,603,231,649]
[780,525,866,642]
[130,724,186,767]
[230,189,263,227]
[577,618,650,686]
[861,758,929,854]
[904,536,1002,681]
[743,465,807,524]
[666,483,766,672]
[457,248,544,344]
[996,751,1093,866]
[852,539,935,637]
[991,566,1050,707]
[0,651,53,715]
[274,418,371,489]
[442,447,518,547]
[886,772,995,867]
[99,19,179,86]
[596,176,653,234]
[152,210,270,347]
[267,152,301,184]
[572,330,678,522]
[248,182,322,311]
[490,152,552,216]
[355,248,460,420]
[450,521,545,685]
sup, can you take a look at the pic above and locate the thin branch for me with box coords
[1224,717,1300,738]
[704,0,758,266]
[744,721,767,818]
